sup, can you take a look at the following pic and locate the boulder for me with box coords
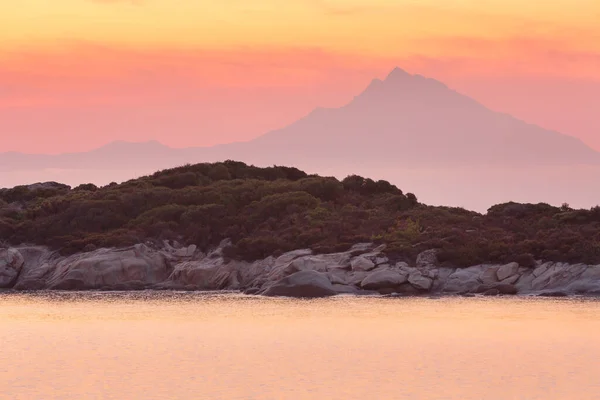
[408,271,433,291]
[494,283,518,295]
[168,258,239,290]
[500,274,521,285]
[327,269,350,285]
[262,270,337,298]
[351,256,376,272]
[348,243,375,255]
[442,266,483,293]
[47,245,171,290]
[475,283,518,295]
[274,249,313,265]
[173,244,197,258]
[395,261,410,270]
[361,269,408,290]
[530,263,587,291]
[347,271,370,286]
[393,283,424,295]
[0,248,25,288]
[12,247,57,290]
[496,262,519,281]
[478,266,499,285]
[431,267,456,292]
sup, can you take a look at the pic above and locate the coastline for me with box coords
[2,241,600,298]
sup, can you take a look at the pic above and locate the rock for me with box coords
[4,241,600,297]
[262,271,337,298]
[416,249,438,268]
[495,283,518,295]
[565,281,600,295]
[347,271,370,286]
[288,256,332,273]
[408,271,433,290]
[530,263,587,291]
[442,266,483,293]
[374,257,389,266]
[500,274,521,285]
[475,283,518,295]
[394,283,424,295]
[395,261,410,270]
[431,267,455,291]
[47,245,171,290]
[361,269,408,290]
[51,277,87,290]
[168,258,239,290]
[532,263,551,277]
[351,256,376,272]
[349,243,375,254]
[496,262,519,281]
[328,269,349,285]
[173,244,197,258]
[244,287,261,295]
[479,266,500,285]
[0,248,25,288]
[274,249,313,265]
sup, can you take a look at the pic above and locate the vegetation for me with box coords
[1,161,600,267]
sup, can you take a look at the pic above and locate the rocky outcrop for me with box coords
[262,270,337,298]
[361,269,408,291]
[0,248,24,288]
[1,242,600,298]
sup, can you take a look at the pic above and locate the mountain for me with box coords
[3,67,598,171]
[236,67,599,166]
[2,67,600,211]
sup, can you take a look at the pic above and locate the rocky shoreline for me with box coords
[2,241,600,297]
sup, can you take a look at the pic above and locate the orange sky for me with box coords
[1,0,600,153]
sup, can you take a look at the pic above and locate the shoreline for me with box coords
[3,241,600,298]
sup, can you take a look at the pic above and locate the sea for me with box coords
[1,292,600,400]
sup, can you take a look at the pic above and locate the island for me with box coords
[1,161,599,297]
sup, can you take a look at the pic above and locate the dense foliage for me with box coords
[1,161,600,267]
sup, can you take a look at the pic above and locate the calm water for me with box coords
[1,292,600,400]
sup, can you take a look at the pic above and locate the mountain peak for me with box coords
[385,67,412,82]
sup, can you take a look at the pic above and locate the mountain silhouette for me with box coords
[233,67,599,166]
[2,67,600,211]
[2,67,597,173]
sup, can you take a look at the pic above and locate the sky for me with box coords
[1,0,600,154]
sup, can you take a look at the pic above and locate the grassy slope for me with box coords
[1,160,600,267]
